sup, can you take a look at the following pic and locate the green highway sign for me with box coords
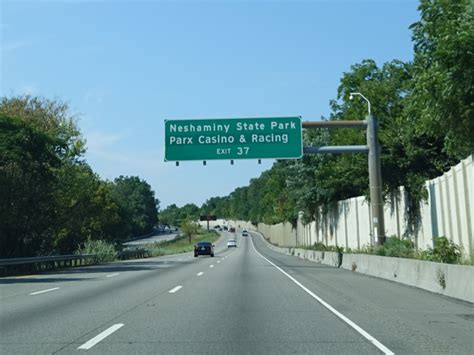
[165,117,302,161]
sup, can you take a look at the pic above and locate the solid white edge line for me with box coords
[197,272,204,276]
[30,287,60,295]
[106,273,120,278]
[169,285,182,293]
[77,323,124,350]
[249,236,395,355]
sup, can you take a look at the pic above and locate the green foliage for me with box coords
[419,236,462,264]
[144,230,219,255]
[76,239,117,263]
[159,203,200,227]
[307,242,343,253]
[409,0,474,158]
[180,219,200,244]
[381,236,416,258]
[355,237,417,258]
[0,113,63,257]
[0,96,160,257]
[53,163,126,253]
[109,176,159,238]
[0,95,85,162]
[197,1,471,236]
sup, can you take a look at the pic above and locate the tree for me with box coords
[109,176,159,237]
[0,114,63,257]
[181,219,199,244]
[158,204,180,226]
[52,163,126,253]
[408,0,474,158]
[0,95,85,162]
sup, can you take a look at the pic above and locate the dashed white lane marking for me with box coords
[169,285,182,293]
[30,287,60,295]
[106,273,120,278]
[197,272,204,276]
[209,264,214,268]
[77,323,124,350]
[249,236,394,355]
[217,260,221,263]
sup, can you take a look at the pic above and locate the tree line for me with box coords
[0,97,159,258]
[163,0,473,232]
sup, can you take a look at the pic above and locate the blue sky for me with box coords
[1,0,419,208]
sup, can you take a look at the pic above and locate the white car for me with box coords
[227,239,237,248]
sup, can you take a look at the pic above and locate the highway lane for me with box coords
[250,231,474,354]
[0,234,231,354]
[1,230,472,354]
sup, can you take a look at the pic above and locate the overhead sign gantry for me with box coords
[164,113,385,245]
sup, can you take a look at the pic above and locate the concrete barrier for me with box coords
[252,230,474,303]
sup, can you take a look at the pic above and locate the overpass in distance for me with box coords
[1,230,472,354]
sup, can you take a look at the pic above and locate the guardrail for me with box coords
[117,249,148,260]
[0,254,96,275]
[0,247,158,276]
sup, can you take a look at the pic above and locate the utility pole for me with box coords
[367,114,385,245]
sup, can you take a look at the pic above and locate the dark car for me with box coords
[194,241,215,257]
[229,227,235,233]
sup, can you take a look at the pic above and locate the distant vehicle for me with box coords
[194,241,215,257]
[223,226,228,231]
[242,231,248,237]
[242,229,248,233]
[229,227,235,233]
[214,225,220,229]
[227,239,237,248]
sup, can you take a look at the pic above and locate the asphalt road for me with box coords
[1,231,472,354]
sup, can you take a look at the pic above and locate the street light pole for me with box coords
[350,93,385,245]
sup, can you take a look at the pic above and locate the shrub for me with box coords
[382,236,415,258]
[76,239,117,263]
[142,243,167,257]
[420,236,461,264]
[311,242,327,251]
[309,243,344,252]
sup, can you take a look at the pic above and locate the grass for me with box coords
[142,229,219,257]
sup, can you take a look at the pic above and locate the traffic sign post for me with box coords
[165,117,302,162]
[164,114,385,245]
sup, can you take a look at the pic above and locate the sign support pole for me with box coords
[302,117,386,245]
[367,114,385,245]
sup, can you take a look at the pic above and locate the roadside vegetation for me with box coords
[161,1,473,262]
[1,1,472,261]
[303,236,467,265]
[0,97,159,258]
[142,229,219,257]
[76,239,117,263]
[194,0,473,231]
[71,228,219,264]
